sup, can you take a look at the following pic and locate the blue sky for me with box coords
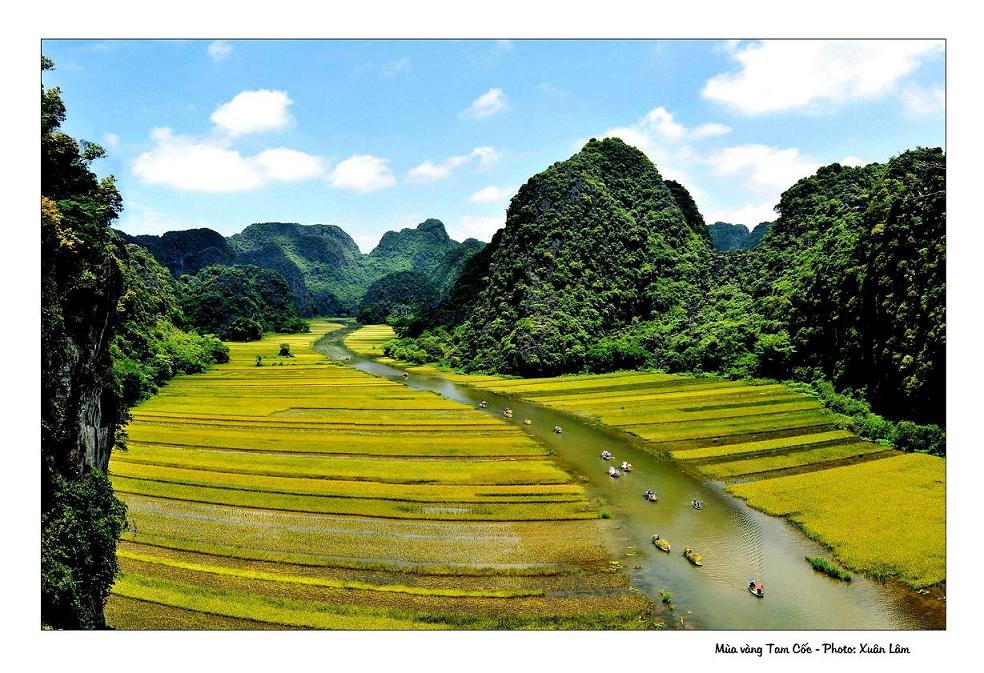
[41,39,945,251]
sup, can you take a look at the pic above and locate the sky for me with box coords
[41,39,945,252]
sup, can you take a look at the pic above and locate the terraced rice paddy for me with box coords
[384,357,944,591]
[106,321,653,629]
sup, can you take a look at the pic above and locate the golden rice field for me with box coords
[106,321,653,629]
[343,330,945,591]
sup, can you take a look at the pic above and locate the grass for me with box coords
[343,324,396,356]
[729,454,944,588]
[806,556,852,582]
[107,320,651,629]
[374,360,944,591]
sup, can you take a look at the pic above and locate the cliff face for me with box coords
[42,61,129,629]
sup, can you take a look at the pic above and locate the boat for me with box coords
[608,466,621,478]
[643,490,658,502]
[748,580,765,598]
[401,372,409,380]
[553,425,563,434]
[691,500,704,510]
[601,450,612,460]
[478,400,487,408]
[652,535,671,552]
[503,408,513,418]
[683,546,703,567]
[621,461,633,472]
[523,417,532,425]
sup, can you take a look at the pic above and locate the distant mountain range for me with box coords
[116,219,484,316]
[707,221,773,251]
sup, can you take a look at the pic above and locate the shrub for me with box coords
[278,343,293,357]
[806,556,852,582]
[892,421,946,457]
[42,471,128,628]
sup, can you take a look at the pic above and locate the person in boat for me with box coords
[553,425,562,434]
[523,417,532,425]
[479,400,487,408]
[402,372,408,379]
[601,450,612,460]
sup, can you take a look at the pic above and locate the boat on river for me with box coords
[652,535,671,552]
[601,450,612,460]
[683,546,704,567]
[553,425,562,434]
[748,580,765,598]
[643,489,658,502]
[504,408,513,418]
[608,466,621,478]
[523,417,532,425]
[621,461,632,472]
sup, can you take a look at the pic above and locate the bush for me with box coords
[806,556,852,582]
[42,471,128,629]
[278,343,293,357]
[892,421,946,457]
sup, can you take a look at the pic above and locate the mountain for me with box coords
[708,221,773,251]
[119,219,484,317]
[420,138,712,375]
[357,270,441,324]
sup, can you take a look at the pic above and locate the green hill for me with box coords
[421,138,712,375]
[708,221,773,251]
[119,219,483,316]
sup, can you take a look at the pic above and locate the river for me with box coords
[317,328,944,630]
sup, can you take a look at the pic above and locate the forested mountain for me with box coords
[119,219,485,317]
[410,138,713,374]
[396,140,945,432]
[357,270,441,325]
[708,221,773,251]
[42,57,228,629]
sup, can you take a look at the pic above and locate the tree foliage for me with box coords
[357,270,441,325]
[177,264,310,340]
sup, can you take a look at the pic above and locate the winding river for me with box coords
[317,328,944,630]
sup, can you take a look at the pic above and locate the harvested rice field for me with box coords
[350,337,944,592]
[106,321,653,629]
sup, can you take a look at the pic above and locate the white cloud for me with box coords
[210,89,294,137]
[382,57,411,77]
[469,185,516,204]
[354,233,384,254]
[132,128,324,192]
[462,88,509,119]
[840,155,865,167]
[705,199,779,227]
[407,147,500,182]
[900,85,945,117]
[708,144,820,191]
[253,147,326,182]
[703,40,944,115]
[207,40,233,63]
[102,132,120,151]
[327,154,396,193]
[642,107,686,140]
[449,215,505,242]
[692,123,732,139]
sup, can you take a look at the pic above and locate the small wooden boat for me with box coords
[601,450,612,460]
[691,500,704,510]
[652,535,671,553]
[553,425,562,434]
[401,372,409,380]
[478,400,487,408]
[608,466,621,478]
[748,581,765,598]
[503,408,513,418]
[621,461,632,472]
[523,417,532,425]
[643,490,658,502]
[683,546,703,567]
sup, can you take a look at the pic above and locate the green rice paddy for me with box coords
[106,321,653,629]
[352,333,944,591]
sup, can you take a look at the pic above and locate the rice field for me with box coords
[106,320,653,629]
[359,351,944,590]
